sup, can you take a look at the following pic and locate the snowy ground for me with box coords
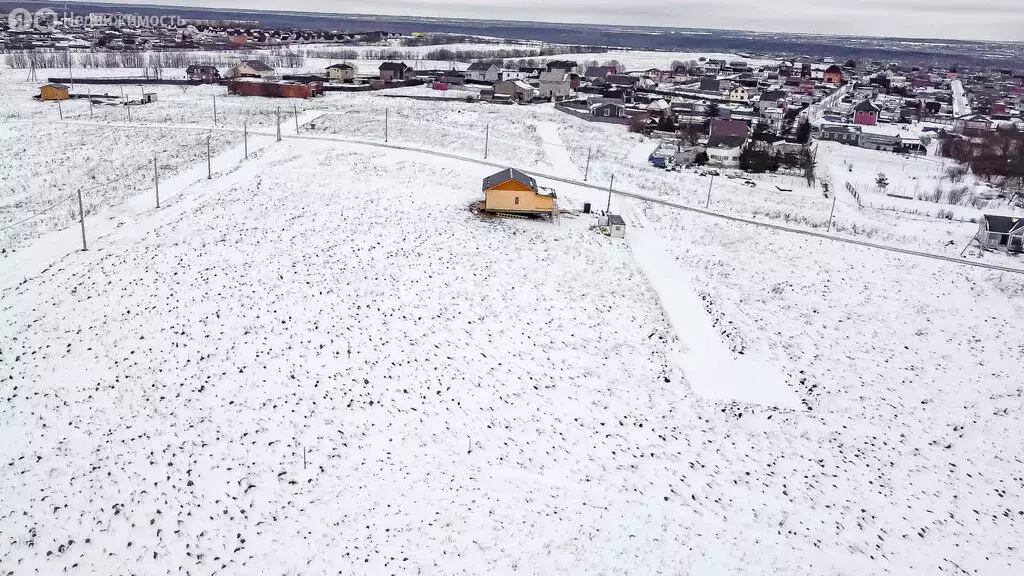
[2,60,1024,576]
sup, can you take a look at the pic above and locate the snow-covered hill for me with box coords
[3,133,1022,575]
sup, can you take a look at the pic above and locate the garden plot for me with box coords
[0,122,240,254]
[815,140,1003,214]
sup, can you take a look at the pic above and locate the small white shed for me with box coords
[607,214,626,238]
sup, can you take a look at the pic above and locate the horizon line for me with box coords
[10,0,1024,44]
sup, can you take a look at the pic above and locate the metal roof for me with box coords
[607,215,626,226]
[984,215,1023,234]
[482,168,537,192]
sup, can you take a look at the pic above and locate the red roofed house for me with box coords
[823,65,843,84]
[854,100,880,126]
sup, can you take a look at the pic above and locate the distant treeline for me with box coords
[3,48,305,70]
[300,44,606,63]
[2,42,606,71]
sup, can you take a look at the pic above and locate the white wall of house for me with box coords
[326,66,356,81]
[501,70,530,81]
[538,70,572,99]
[707,146,742,167]
[467,65,500,82]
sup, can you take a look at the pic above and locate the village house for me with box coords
[39,83,69,101]
[978,215,1024,252]
[584,66,612,85]
[481,168,556,216]
[824,65,844,84]
[325,63,357,82]
[500,68,532,81]
[729,86,751,102]
[440,71,466,85]
[605,74,640,88]
[232,60,275,78]
[185,65,221,83]
[818,124,862,145]
[706,118,750,167]
[545,60,579,74]
[538,69,572,100]
[493,79,537,103]
[378,62,412,82]
[466,62,500,83]
[854,99,881,126]
[956,113,993,135]
[590,101,626,119]
[646,99,671,119]
[756,89,788,113]
[858,131,901,152]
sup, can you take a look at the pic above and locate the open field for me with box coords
[2,55,1024,575]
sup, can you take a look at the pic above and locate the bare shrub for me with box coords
[947,185,971,205]
[945,165,969,183]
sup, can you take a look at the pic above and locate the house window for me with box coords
[514,197,520,205]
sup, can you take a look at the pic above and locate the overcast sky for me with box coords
[82,0,1024,41]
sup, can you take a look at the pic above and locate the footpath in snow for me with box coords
[623,201,803,409]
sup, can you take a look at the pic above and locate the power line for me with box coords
[0,192,76,233]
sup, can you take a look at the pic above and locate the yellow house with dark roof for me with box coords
[482,168,556,215]
[39,83,69,101]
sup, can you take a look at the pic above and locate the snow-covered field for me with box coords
[2,58,1024,575]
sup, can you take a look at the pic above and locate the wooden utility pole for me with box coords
[57,100,63,120]
[827,194,837,232]
[88,92,93,117]
[213,95,218,126]
[293,104,299,133]
[384,108,389,142]
[606,174,615,214]
[76,189,87,251]
[243,121,248,159]
[705,175,715,208]
[126,102,132,123]
[276,107,281,142]
[206,135,212,179]
[584,147,592,181]
[484,124,489,159]
[154,157,160,208]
